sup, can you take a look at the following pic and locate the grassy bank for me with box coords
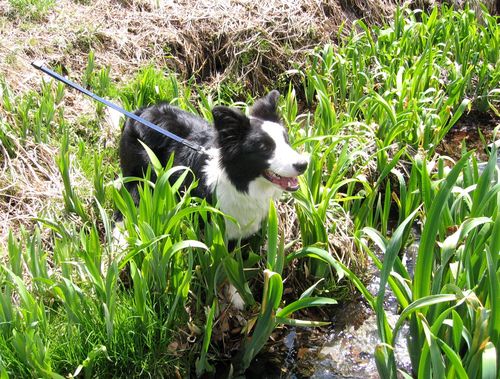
[0,3,499,378]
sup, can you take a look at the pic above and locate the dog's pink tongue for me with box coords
[274,176,299,191]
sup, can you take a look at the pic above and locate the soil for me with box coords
[438,110,499,162]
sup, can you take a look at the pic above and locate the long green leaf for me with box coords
[438,339,468,379]
[481,342,497,379]
[419,314,445,379]
[487,212,500,348]
[240,270,282,372]
[393,294,459,339]
[266,200,279,272]
[375,208,419,347]
[276,297,337,318]
[196,299,216,377]
[414,152,472,300]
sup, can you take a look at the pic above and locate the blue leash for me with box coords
[31,61,207,155]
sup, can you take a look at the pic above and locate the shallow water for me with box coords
[247,242,419,379]
[295,254,414,378]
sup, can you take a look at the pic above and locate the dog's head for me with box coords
[212,90,308,193]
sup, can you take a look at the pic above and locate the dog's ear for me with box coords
[212,106,250,139]
[249,90,280,122]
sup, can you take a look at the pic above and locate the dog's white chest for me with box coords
[203,151,282,240]
[216,179,282,239]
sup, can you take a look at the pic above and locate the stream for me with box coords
[307,249,413,378]
[242,241,418,379]
[294,242,417,379]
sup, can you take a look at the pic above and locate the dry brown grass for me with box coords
[0,0,399,250]
[1,0,496,94]
[0,0,398,96]
[0,134,62,248]
[2,0,494,251]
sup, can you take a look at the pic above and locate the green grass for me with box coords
[0,3,499,378]
[8,0,55,21]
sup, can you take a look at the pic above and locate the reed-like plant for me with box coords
[119,66,183,111]
[56,131,88,221]
[359,148,499,378]
[236,201,337,374]
[300,5,498,157]
[1,78,64,143]
[1,5,499,378]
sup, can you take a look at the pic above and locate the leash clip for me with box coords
[31,60,46,70]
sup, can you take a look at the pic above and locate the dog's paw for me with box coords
[225,283,245,311]
[111,221,128,252]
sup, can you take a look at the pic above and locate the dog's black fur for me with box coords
[118,90,308,242]
[119,91,282,203]
[119,103,214,203]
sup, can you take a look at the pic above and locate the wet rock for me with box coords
[309,312,411,379]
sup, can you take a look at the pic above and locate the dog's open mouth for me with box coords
[262,169,300,191]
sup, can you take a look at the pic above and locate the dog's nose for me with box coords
[293,160,308,174]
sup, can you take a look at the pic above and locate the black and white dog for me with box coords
[119,90,308,240]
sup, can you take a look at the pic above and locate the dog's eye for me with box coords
[259,140,272,151]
